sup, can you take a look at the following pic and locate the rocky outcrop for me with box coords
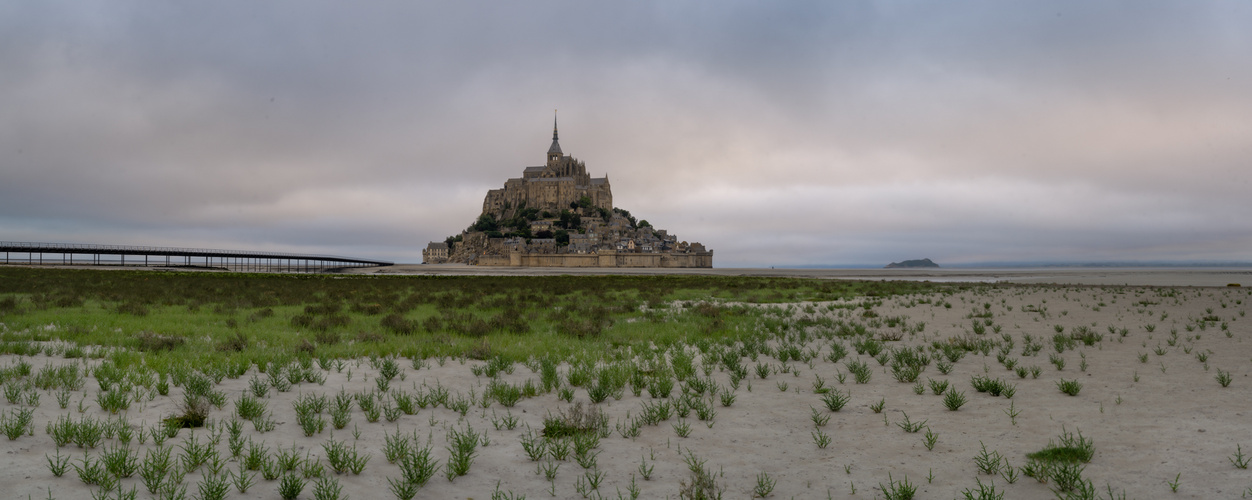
[885,258,939,269]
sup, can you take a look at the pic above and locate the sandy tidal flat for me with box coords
[365,264,1252,288]
[1,283,1251,499]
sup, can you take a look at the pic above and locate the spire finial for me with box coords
[547,110,563,157]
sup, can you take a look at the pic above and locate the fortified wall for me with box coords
[477,250,713,268]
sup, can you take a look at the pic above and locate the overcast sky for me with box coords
[3,2,1250,267]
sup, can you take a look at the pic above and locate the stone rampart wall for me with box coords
[476,251,712,268]
[477,255,512,266]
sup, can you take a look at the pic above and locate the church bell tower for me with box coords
[547,111,562,166]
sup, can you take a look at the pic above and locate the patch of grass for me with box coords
[810,406,830,427]
[1056,378,1083,396]
[923,428,938,451]
[943,390,967,411]
[896,412,927,433]
[235,393,266,421]
[959,478,1004,500]
[672,419,692,438]
[278,473,306,500]
[845,359,872,384]
[323,439,370,475]
[542,402,606,439]
[678,451,725,500]
[396,439,439,488]
[812,428,832,448]
[1231,444,1249,469]
[1027,427,1094,464]
[879,473,917,500]
[0,268,944,375]
[1216,369,1233,387]
[0,407,33,440]
[46,448,70,477]
[753,472,776,498]
[101,443,139,478]
[970,375,1011,397]
[973,442,1003,475]
[312,476,344,500]
[444,424,481,481]
[820,389,850,412]
[1049,353,1066,371]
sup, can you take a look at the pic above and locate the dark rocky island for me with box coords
[885,258,939,269]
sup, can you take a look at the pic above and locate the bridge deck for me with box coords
[0,241,391,272]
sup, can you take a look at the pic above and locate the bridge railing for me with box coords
[0,241,393,271]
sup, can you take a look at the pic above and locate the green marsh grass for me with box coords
[0,268,941,380]
[810,406,830,427]
[278,473,306,500]
[879,473,917,500]
[943,390,968,411]
[1027,427,1094,464]
[1056,379,1083,396]
[895,412,927,433]
[923,428,938,451]
[1231,444,1250,469]
[322,439,370,475]
[820,389,850,412]
[846,359,872,384]
[753,472,776,498]
[973,442,1004,475]
[812,428,832,448]
[1217,369,1233,387]
[46,448,70,477]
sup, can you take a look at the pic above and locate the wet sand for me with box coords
[360,264,1252,288]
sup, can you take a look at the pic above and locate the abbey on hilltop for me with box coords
[480,117,613,219]
[423,115,712,268]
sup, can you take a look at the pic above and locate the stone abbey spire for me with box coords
[547,110,562,164]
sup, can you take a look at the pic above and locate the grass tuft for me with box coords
[1056,378,1083,396]
[820,389,850,412]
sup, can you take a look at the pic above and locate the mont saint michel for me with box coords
[424,117,713,267]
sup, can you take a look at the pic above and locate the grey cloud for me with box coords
[1,2,1250,266]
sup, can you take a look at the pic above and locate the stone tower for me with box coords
[547,112,562,166]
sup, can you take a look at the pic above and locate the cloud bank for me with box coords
[2,2,1250,266]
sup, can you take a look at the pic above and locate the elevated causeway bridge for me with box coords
[0,241,392,272]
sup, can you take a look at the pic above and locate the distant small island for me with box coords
[885,258,939,269]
